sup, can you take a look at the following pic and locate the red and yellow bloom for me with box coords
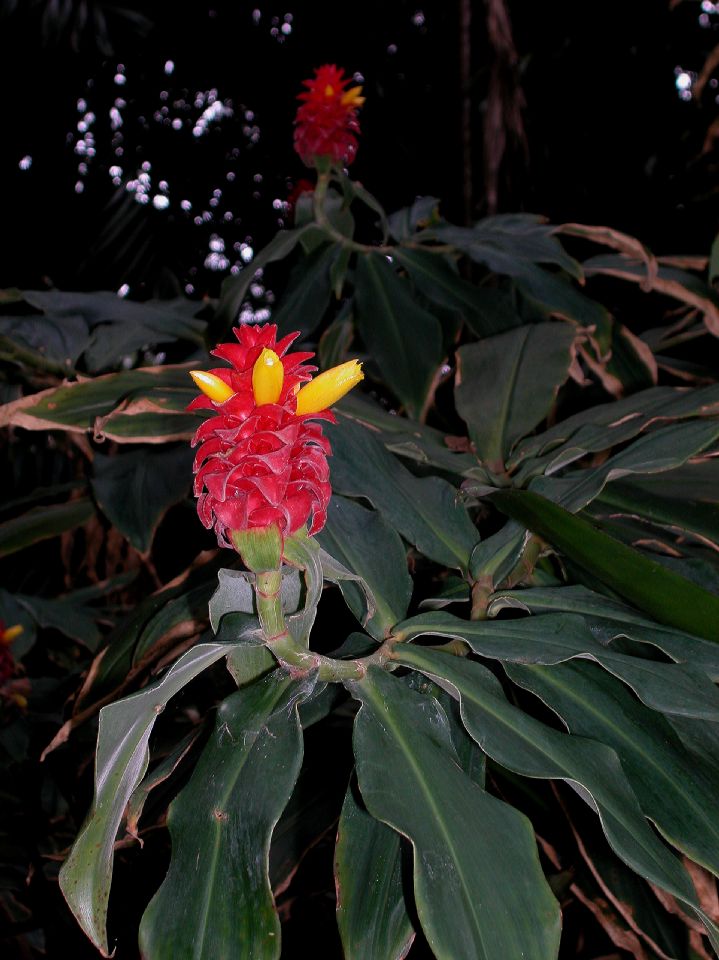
[189,324,363,549]
[294,64,365,167]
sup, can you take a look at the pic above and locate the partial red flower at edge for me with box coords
[188,324,363,550]
[294,64,365,167]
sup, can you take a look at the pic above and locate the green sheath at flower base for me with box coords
[230,524,283,572]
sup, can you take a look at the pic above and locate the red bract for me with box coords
[294,64,365,167]
[189,324,334,549]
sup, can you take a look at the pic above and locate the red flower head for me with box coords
[189,324,363,551]
[294,64,365,168]
[0,621,28,711]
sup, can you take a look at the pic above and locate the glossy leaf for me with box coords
[317,496,411,640]
[59,640,245,955]
[395,645,718,942]
[509,383,719,476]
[394,610,719,720]
[139,671,315,960]
[491,488,719,641]
[327,418,479,571]
[336,392,485,480]
[0,498,95,558]
[507,660,719,881]
[335,780,415,960]
[455,322,576,469]
[351,667,561,960]
[530,418,719,513]
[354,252,443,419]
[487,584,719,681]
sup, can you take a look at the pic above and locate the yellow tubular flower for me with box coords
[341,85,365,108]
[252,348,284,406]
[1,624,23,645]
[295,359,364,415]
[190,370,236,404]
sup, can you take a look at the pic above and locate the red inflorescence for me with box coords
[294,64,364,167]
[189,324,334,548]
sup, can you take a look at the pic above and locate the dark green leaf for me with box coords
[487,584,719,680]
[327,419,479,571]
[335,780,415,960]
[491,489,719,641]
[387,196,440,241]
[91,445,193,554]
[508,660,719,886]
[350,667,561,960]
[271,243,336,340]
[455,323,576,468]
[530,418,719,513]
[213,226,313,336]
[354,252,443,419]
[317,496,411,639]
[0,498,95,558]
[139,671,314,960]
[59,640,244,955]
[394,248,521,336]
[0,312,89,368]
[394,610,719,720]
[394,646,717,946]
[16,594,101,649]
[336,392,485,480]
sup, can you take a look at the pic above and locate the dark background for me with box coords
[2,0,718,298]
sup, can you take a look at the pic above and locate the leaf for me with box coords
[490,489,719,641]
[16,594,101,649]
[335,780,415,960]
[394,610,719,721]
[336,392,485,480]
[354,252,443,419]
[270,243,336,340]
[318,311,354,370]
[0,498,95,558]
[139,671,315,960]
[507,660,719,884]
[0,311,89,369]
[583,254,719,338]
[529,419,719,513]
[0,363,198,435]
[394,248,520,336]
[317,496,412,640]
[394,645,718,944]
[59,640,248,955]
[208,566,302,633]
[350,666,562,960]
[455,322,576,469]
[212,226,313,336]
[387,196,440,241]
[509,383,719,477]
[91,444,194,554]
[327,418,479,571]
[487,584,719,681]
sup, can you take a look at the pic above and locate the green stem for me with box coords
[253,568,397,682]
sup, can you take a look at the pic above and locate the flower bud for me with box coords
[295,359,364,415]
[252,348,284,406]
[190,370,235,404]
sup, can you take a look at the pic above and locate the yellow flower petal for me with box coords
[295,359,364,415]
[252,348,284,406]
[1,624,23,645]
[190,370,235,404]
[341,85,365,108]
